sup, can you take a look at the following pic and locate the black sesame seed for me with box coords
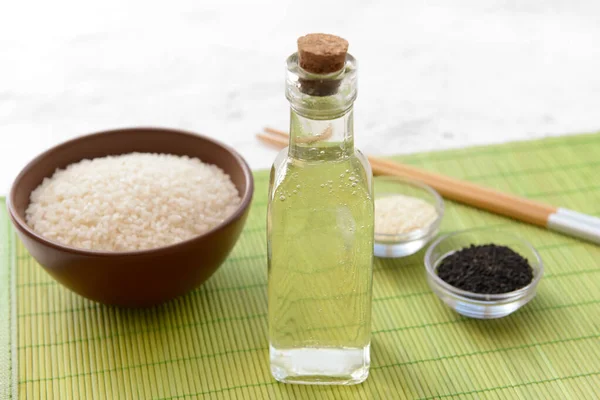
[436,244,534,294]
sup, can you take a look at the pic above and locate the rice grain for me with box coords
[25,153,241,252]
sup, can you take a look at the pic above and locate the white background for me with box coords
[1,0,599,194]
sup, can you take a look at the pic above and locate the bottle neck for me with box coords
[289,106,354,161]
[284,52,358,162]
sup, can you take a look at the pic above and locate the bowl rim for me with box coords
[424,228,544,302]
[7,127,254,257]
[374,176,445,242]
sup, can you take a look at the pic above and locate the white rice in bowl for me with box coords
[25,153,242,252]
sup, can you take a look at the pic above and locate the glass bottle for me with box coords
[267,49,374,385]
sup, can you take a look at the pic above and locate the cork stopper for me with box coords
[297,33,349,74]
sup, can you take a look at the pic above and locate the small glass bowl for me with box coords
[373,176,444,258]
[424,229,544,319]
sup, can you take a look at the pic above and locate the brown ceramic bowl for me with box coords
[7,127,254,307]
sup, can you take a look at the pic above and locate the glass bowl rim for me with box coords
[374,176,445,241]
[424,228,544,302]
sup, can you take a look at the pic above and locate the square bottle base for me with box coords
[269,344,370,385]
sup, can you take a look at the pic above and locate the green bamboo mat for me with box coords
[0,198,16,400]
[3,133,600,399]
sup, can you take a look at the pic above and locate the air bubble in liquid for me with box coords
[279,195,286,201]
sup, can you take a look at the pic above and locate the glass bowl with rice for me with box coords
[373,176,444,258]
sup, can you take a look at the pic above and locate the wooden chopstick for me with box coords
[258,127,600,244]
[263,127,289,138]
[257,133,288,149]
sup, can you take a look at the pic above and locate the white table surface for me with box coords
[1,0,599,195]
